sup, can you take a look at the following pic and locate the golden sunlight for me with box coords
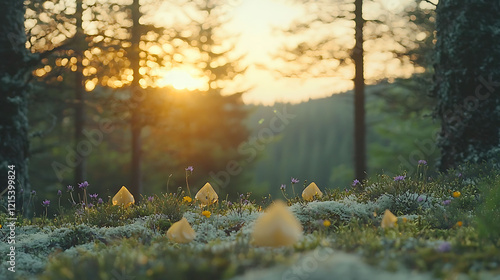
[157,68,207,91]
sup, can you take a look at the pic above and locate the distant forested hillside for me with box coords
[27,78,438,202]
[247,80,440,197]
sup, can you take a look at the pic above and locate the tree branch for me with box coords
[423,0,437,7]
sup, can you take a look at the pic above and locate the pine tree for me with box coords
[276,0,438,180]
[353,0,366,181]
[145,0,250,196]
[26,0,178,197]
[433,0,500,170]
[0,0,33,197]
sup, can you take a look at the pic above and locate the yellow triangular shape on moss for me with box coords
[381,209,397,228]
[112,186,135,207]
[252,200,303,247]
[302,182,323,201]
[195,182,218,207]
[167,218,196,243]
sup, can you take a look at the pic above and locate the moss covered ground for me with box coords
[1,164,500,280]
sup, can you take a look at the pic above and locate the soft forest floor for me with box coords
[1,164,500,280]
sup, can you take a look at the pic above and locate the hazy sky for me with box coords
[151,0,425,105]
[224,0,424,105]
[228,0,351,105]
[33,0,425,105]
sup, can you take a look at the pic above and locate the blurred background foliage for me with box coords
[29,77,439,203]
[22,0,439,210]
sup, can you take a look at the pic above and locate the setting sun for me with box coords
[157,68,207,91]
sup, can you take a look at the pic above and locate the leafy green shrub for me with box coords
[62,192,186,228]
[476,175,500,247]
[55,225,96,250]
[423,203,465,229]
[289,196,379,232]
[146,214,173,233]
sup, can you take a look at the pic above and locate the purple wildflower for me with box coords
[227,201,233,207]
[417,196,424,202]
[352,179,360,187]
[97,198,104,204]
[31,190,36,196]
[239,193,244,199]
[442,199,451,206]
[148,196,154,202]
[185,166,194,172]
[280,184,286,191]
[436,241,452,253]
[19,189,24,194]
[42,199,50,207]
[88,203,94,208]
[78,181,89,189]
[67,185,74,192]
[242,199,249,205]
[394,175,406,182]
[57,190,62,196]
[418,160,427,165]
[89,193,98,199]
[458,173,463,178]
[291,177,299,184]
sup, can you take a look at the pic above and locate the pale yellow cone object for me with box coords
[195,182,218,207]
[302,182,323,201]
[112,186,135,207]
[381,209,398,228]
[167,218,196,243]
[252,200,303,247]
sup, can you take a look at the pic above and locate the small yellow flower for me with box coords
[0,224,2,229]
[452,191,461,198]
[202,210,211,218]
[456,221,463,227]
[183,196,192,203]
[402,217,408,223]
[323,220,331,227]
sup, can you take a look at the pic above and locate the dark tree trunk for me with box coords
[433,0,500,170]
[129,0,143,198]
[74,70,86,184]
[74,0,86,184]
[0,0,31,198]
[353,0,366,180]
[131,119,142,198]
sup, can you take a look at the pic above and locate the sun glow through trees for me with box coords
[157,68,208,91]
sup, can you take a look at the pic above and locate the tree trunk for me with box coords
[0,0,31,199]
[353,0,366,180]
[74,70,86,184]
[131,119,142,197]
[433,0,500,170]
[129,0,143,198]
[74,0,87,184]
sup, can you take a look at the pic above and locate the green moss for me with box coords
[6,166,500,279]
